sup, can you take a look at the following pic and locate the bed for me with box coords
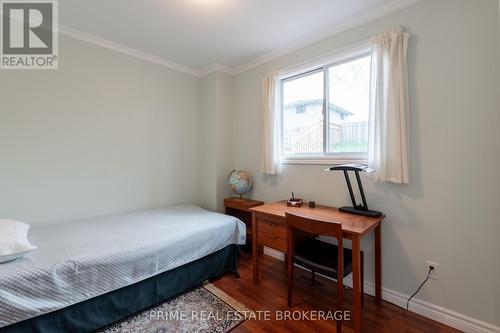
[0,205,246,333]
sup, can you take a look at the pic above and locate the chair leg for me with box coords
[361,251,364,308]
[337,276,343,333]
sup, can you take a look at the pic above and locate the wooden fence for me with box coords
[284,121,367,153]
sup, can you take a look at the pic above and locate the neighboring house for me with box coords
[284,99,352,125]
[283,99,367,153]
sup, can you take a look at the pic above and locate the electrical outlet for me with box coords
[426,261,439,280]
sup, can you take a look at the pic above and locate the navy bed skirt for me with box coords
[1,244,240,333]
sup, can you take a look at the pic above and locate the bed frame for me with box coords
[1,245,239,333]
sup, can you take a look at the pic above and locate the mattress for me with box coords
[0,205,246,328]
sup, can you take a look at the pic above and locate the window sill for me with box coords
[282,155,367,165]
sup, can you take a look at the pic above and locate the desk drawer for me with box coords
[258,231,286,252]
[259,220,287,239]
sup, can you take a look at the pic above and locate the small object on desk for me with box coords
[287,192,302,207]
[326,164,382,218]
[287,199,302,207]
[308,201,316,208]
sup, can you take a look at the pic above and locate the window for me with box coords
[281,51,371,163]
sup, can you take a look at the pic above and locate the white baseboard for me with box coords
[262,247,499,333]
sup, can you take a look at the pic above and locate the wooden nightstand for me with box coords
[224,197,263,246]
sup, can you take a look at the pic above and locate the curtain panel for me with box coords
[260,74,282,175]
[368,26,410,184]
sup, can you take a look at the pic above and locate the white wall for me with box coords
[198,71,234,212]
[0,35,200,225]
[231,0,500,327]
[215,71,235,212]
[199,73,218,211]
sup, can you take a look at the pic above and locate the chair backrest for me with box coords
[285,211,344,307]
[285,211,343,239]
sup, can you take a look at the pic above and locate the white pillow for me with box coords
[0,220,37,263]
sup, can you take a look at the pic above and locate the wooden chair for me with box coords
[286,212,364,330]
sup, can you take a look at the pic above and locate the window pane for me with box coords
[328,56,370,153]
[282,71,324,154]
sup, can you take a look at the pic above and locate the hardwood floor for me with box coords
[213,251,461,333]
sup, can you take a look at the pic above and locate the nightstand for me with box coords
[224,197,263,248]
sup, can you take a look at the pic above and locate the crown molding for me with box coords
[59,0,422,78]
[199,63,237,77]
[232,0,422,74]
[59,25,204,77]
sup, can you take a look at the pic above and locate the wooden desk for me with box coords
[250,201,384,333]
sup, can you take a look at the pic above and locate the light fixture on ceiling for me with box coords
[189,0,224,5]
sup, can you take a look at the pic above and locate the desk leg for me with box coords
[352,237,362,333]
[375,224,382,305]
[252,213,259,284]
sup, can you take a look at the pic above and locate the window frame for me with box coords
[279,43,371,165]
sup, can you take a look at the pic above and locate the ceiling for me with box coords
[59,0,413,75]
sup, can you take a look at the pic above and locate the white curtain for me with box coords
[368,26,410,184]
[260,74,282,175]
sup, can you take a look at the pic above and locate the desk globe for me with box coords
[228,169,253,198]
